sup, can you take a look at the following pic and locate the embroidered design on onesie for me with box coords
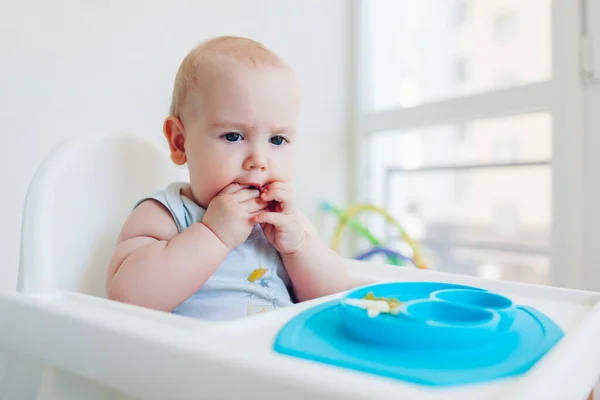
[248,268,267,282]
[258,279,269,288]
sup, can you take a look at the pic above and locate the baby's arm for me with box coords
[106,200,229,312]
[280,211,373,302]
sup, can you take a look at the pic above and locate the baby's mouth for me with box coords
[239,182,264,191]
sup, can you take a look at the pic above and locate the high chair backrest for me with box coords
[18,133,188,296]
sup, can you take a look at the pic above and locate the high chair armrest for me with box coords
[0,291,370,400]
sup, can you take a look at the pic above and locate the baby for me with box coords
[106,36,360,320]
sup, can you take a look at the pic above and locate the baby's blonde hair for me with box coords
[169,36,288,118]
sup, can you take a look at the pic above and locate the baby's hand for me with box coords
[255,182,306,255]
[203,183,267,249]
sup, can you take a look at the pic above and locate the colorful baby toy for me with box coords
[320,201,427,269]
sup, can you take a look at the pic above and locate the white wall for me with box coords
[0,0,351,292]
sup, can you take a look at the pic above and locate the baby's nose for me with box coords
[243,150,267,171]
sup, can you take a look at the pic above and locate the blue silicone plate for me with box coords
[273,282,564,387]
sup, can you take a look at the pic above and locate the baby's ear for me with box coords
[163,116,187,165]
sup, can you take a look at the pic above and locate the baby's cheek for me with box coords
[271,153,295,181]
[193,171,230,204]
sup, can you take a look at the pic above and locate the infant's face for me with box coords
[181,62,299,208]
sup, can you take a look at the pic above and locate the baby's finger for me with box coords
[218,182,244,195]
[261,187,286,202]
[254,212,289,227]
[261,188,293,213]
[261,182,290,196]
[233,187,261,203]
[244,198,268,213]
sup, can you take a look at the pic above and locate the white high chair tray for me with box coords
[1,260,600,400]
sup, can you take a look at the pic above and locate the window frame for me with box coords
[349,0,586,289]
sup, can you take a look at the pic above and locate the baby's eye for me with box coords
[223,132,243,142]
[269,136,287,146]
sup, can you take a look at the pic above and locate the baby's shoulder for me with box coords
[116,182,191,245]
[117,196,179,244]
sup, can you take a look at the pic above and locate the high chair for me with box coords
[2,133,188,399]
[1,133,600,400]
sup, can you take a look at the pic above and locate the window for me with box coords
[367,0,551,110]
[352,0,584,287]
[494,11,517,42]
